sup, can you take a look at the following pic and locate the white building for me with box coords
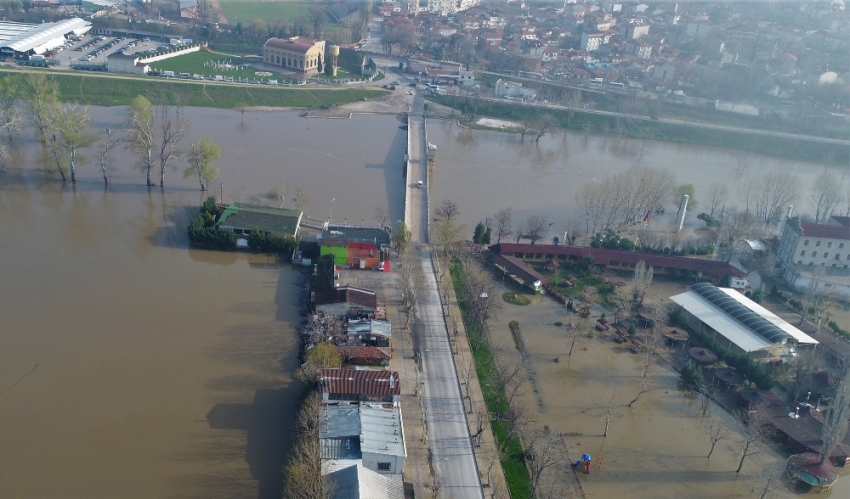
[671,283,818,359]
[777,216,850,298]
[458,70,475,86]
[427,0,480,16]
[0,18,91,57]
[495,79,536,100]
[580,32,607,51]
[627,23,650,40]
[685,22,713,39]
[320,404,407,475]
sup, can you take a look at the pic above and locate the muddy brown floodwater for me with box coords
[1,105,846,498]
[0,109,406,499]
[491,282,850,499]
[427,119,846,231]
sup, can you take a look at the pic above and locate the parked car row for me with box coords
[148,71,306,86]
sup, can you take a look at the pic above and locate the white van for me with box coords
[416,180,423,188]
[213,75,223,81]
[178,72,190,78]
[161,70,175,77]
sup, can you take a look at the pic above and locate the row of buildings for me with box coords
[377,0,846,120]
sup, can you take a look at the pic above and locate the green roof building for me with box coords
[217,203,303,237]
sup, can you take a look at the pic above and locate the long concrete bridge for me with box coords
[404,94,430,243]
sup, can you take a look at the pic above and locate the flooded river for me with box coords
[0,109,406,499]
[427,118,843,230]
[0,105,844,498]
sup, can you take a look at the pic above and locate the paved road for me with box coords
[414,247,484,499]
[360,14,385,54]
[405,92,429,243]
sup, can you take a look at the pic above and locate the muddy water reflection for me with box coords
[0,110,406,498]
[430,120,842,230]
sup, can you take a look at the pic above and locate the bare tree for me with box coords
[524,428,563,498]
[535,114,556,142]
[627,380,657,408]
[707,182,729,218]
[96,128,123,186]
[436,199,460,221]
[735,408,772,473]
[630,261,654,306]
[494,207,513,244]
[750,172,801,226]
[500,399,534,452]
[751,461,791,499]
[820,366,850,464]
[810,172,844,224]
[567,316,586,356]
[599,385,619,437]
[373,205,389,228]
[154,105,189,187]
[308,6,326,39]
[789,348,820,403]
[0,88,21,170]
[283,392,325,499]
[523,214,548,245]
[701,410,733,458]
[292,184,312,210]
[495,358,528,409]
[459,357,476,413]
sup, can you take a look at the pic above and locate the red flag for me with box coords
[643,210,651,223]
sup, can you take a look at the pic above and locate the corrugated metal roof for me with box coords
[717,288,818,345]
[324,464,404,499]
[359,405,405,458]
[2,18,91,53]
[319,404,406,459]
[321,437,362,460]
[320,368,401,397]
[670,290,772,353]
[217,203,302,236]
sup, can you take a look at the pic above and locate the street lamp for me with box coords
[329,198,335,223]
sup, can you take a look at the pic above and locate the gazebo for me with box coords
[689,347,718,365]
[661,327,689,345]
[713,367,745,391]
[786,453,839,492]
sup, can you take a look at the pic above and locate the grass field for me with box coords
[0,69,386,109]
[219,0,313,23]
[148,51,282,81]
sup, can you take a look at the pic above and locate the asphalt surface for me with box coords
[405,92,429,243]
[414,247,484,499]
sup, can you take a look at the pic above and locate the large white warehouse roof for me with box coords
[0,18,91,55]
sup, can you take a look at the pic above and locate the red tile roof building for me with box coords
[490,243,744,281]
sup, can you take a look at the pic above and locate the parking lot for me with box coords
[49,33,169,69]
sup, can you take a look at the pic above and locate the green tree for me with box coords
[482,226,491,245]
[52,104,96,182]
[472,222,486,244]
[295,342,341,384]
[392,221,411,255]
[126,96,155,186]
[674,183,697,210]
[183,135,220,191]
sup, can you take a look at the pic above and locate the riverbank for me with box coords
[0,68,386,109]
[425,95,849,166]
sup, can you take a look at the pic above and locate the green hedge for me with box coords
[451,259,531,499]
[247,228,296,255]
